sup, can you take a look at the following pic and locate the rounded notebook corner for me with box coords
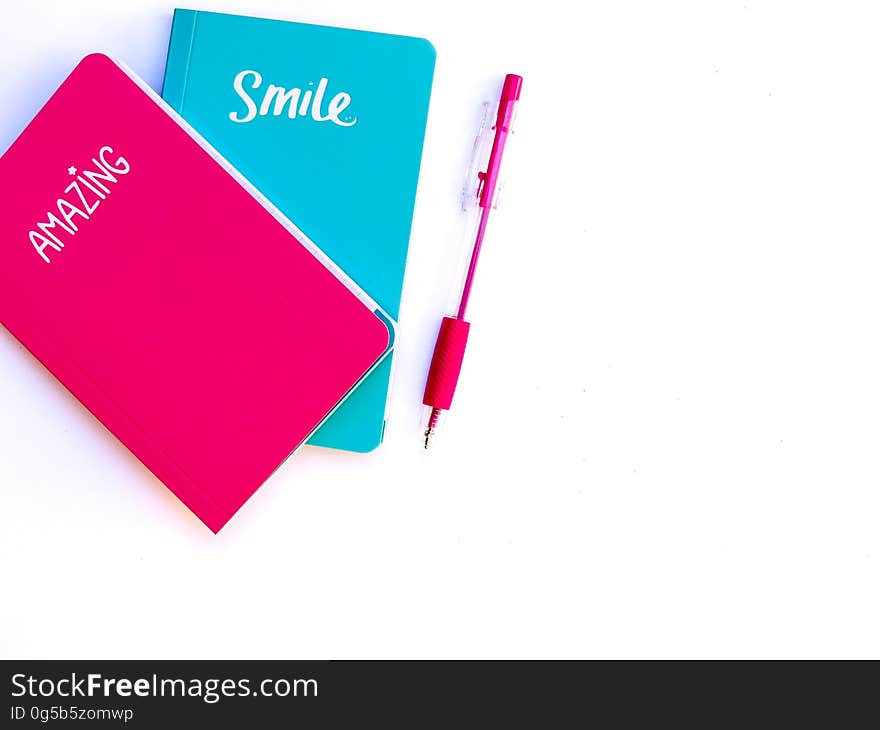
[77,52,115,71]
[414,36,438,63]
[372,308,397,352]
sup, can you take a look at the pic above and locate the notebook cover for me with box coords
[163,9,436,452]
[0,54,394,532]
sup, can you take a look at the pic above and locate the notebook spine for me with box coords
[161,9,198,112]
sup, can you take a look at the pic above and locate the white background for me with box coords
[1,0,879,659]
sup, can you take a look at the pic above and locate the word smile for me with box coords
[229,69,357,127]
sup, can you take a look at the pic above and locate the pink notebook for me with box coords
[0,54,394,532]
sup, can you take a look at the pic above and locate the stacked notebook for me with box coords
[0,10,435,531]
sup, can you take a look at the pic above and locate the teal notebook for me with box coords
[162,9,435,452]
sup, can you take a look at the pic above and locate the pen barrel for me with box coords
[478,132,509,209]
[422,317,471,410]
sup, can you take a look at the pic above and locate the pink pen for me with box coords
[422,73,523,447]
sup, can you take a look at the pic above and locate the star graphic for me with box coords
[67,166,77,176]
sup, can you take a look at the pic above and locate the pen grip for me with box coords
[422,317,471,410]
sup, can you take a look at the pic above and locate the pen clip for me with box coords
[461,101,494,212]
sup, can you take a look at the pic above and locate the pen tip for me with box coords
[424,428,434,449]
